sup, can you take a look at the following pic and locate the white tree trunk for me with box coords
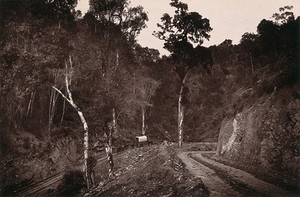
[142,107,146,135]
[52,57,90,189]
[105,121,114,178]
[178,85,185,148]
[27,91,36,116]
[78,111,89,185]
[106,144,114,178]
[178,73,188,148]
[53,86,90,189]
[112,108,117,133]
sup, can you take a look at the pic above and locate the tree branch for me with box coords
[52,86,72,105]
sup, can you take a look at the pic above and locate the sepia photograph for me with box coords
[0,0,299,196]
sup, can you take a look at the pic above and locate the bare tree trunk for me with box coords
[116,50,119,67]
[57,12,61,29]
[105,120,114,178]
[112,108,117,134]
[106,143,114,178]
[108,108,117,178]
[52,56,90,189]
[79,111,89,188]
[178,85,185,148]
[27,91,36,116]
[178,74,188,148]
[49,88,59,132]
[60,97,66,125]
[53,86,90,189]
[142,107,146,135]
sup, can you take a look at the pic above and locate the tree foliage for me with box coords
[154,0,211,54]
[154,0,212,80]
[89,0,148,42]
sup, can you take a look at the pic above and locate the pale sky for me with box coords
[76,0,300,56]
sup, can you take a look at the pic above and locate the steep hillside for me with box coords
[1,132,82,193]
[217,86,300,189]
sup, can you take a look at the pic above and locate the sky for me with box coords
[76,0,300,56]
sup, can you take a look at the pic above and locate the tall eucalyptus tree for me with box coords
[154,0,213,147]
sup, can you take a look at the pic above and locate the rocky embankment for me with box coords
[217,88,300,190]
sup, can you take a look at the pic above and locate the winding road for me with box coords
[12,148,297,196]
[178,151,297,197]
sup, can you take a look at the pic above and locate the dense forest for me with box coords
[0,0,299,195]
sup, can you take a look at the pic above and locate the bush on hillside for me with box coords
[56,170,85,196]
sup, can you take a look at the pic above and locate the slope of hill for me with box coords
[217,86,300,191]
[86,144,209,197]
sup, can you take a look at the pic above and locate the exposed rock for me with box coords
[217,89,300,173]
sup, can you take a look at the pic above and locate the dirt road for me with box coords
[178,151,297,197]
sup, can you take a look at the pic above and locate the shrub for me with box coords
[56,170,85,196]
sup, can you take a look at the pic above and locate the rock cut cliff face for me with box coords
[217,88,300,173]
